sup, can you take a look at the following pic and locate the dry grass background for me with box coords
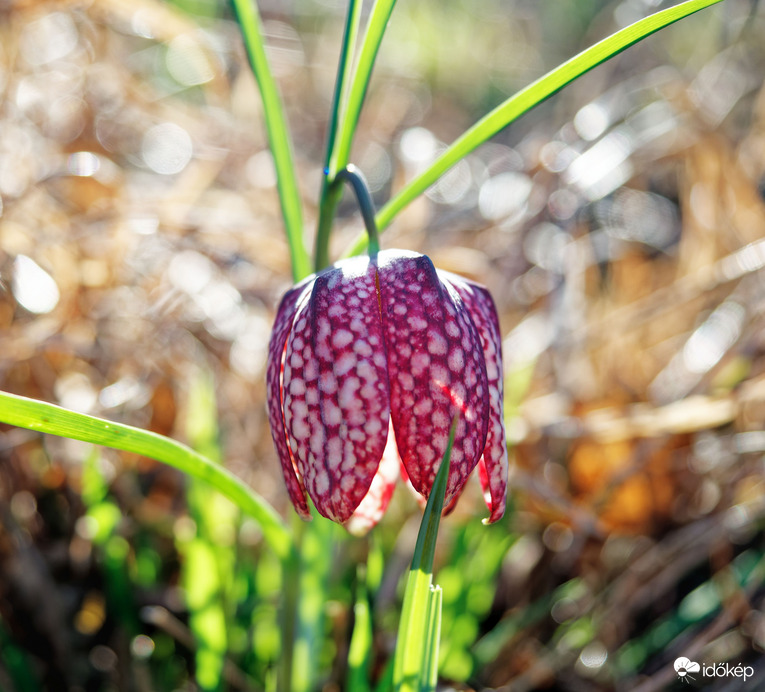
[2,0,765,690]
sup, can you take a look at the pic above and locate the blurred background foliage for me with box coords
[1,0,765,690]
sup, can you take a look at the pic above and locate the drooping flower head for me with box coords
[267,249,507,534]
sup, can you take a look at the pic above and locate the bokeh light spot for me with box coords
[12,255,60,314]
[142,123,193,175]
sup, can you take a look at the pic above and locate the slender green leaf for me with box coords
[315,0,364,271]
[393,418,457,692]
[230,0,311,281]
[335,0,398,171]
[0,390,293,560]
[315,0,398,270]
[423,586,442,692]
[395,568,432,692]
[324,0,363,179]
[343,0,726,256]
[410,418,457,575]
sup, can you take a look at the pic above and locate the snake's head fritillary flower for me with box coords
[266,249,507,534]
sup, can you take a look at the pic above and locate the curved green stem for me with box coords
[315,183,344,271]
[334,165,380,257]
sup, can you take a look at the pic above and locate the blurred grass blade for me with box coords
[437,522,517,683]
[343,0,726,256]
[181,539,228,691]
[347,567,373,692]
[291,511,340,692]
[315,0,364,271]
[181,370,237,692]
[230,0,311,281]
[393,418,456,692]
[0,390,293,560]
[366,531,385,596]
[374,659,394,692]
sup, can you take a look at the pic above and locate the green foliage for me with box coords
[347,568,374,692]
[179,370,237,691]
[290,513,340,692]
[438,521,517,681]
[0,391,292,559]
[315,0,398,269]
[393,419,455,692]
[0,0,736,690]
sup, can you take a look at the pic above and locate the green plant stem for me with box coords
[393,418,457,691]
[315,0,398,270]
[315,183,345,272]
[316,0,363,271]
[231,0,311,281]
[0,391,293,561]
[334,165,380,256]
[342,0,726,257]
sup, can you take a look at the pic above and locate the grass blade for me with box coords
[422,585,442,692]
[315,0,398,270]
[315,0,364,271]
[296,513,341,691]
[343,0,726,256]
[0,390,293,561]
[334,0,397,172]
[347,567,373,692]
[230,0,311,281]
[181,370,238,692]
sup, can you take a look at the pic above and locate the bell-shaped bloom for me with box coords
[266,249,507,534]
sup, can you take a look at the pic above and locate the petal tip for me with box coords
[481,504,506,525]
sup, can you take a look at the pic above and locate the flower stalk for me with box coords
[334,165,380,257]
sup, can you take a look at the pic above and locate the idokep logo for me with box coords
[674,658,700,682]
[674,656,755,684]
